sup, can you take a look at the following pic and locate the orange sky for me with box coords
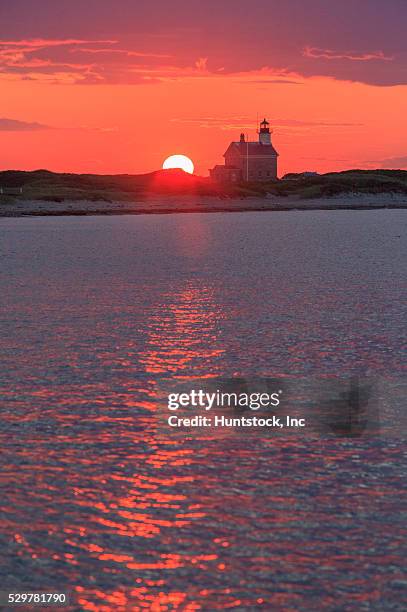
[2,71,407,177]
[1,1,406,176]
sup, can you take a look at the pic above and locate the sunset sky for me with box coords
[1,0,406,176]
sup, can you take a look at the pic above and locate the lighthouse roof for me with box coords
[224,141,279,157]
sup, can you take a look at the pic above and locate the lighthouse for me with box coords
[210,117,279,183]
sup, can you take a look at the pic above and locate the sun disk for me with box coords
[162,154,194,174]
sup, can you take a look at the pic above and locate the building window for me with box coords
[258,171,262,177]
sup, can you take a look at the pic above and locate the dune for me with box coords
[1,168,407,216]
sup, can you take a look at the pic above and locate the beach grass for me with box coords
[1,168,407,205]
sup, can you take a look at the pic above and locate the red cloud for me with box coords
[0,37,399,87]
[73,47,172,59]
[0,38,176,84]
[195,57,208,71]
[0,38,117,48]
[303,46,394,61]
[0,39,116,75]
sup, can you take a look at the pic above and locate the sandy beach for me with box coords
[1,192,407,217]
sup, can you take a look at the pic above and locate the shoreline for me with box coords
[1,193,407,217]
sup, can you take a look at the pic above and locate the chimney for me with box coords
[240,133,245,143]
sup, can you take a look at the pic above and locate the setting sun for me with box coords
[162,154,194,174]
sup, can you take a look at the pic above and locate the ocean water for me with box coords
[0,210,406,611]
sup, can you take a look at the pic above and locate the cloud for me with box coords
[0,117,51,131]
[171,116,363,131]
[272,118,363,128]
[195,57,208,71]
[0,24,403,87]
[240,78,303,85]
[0,38,117,49]
[0,38,177,84]
[303,46,394,61]
[0,38,113,83]
[378,155,407,169]
[171,115,258,130]
[71,47,172,59]
[0,2,406,86]
[0,117,119,132]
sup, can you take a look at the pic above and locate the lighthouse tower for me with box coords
[259,118,271,145]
